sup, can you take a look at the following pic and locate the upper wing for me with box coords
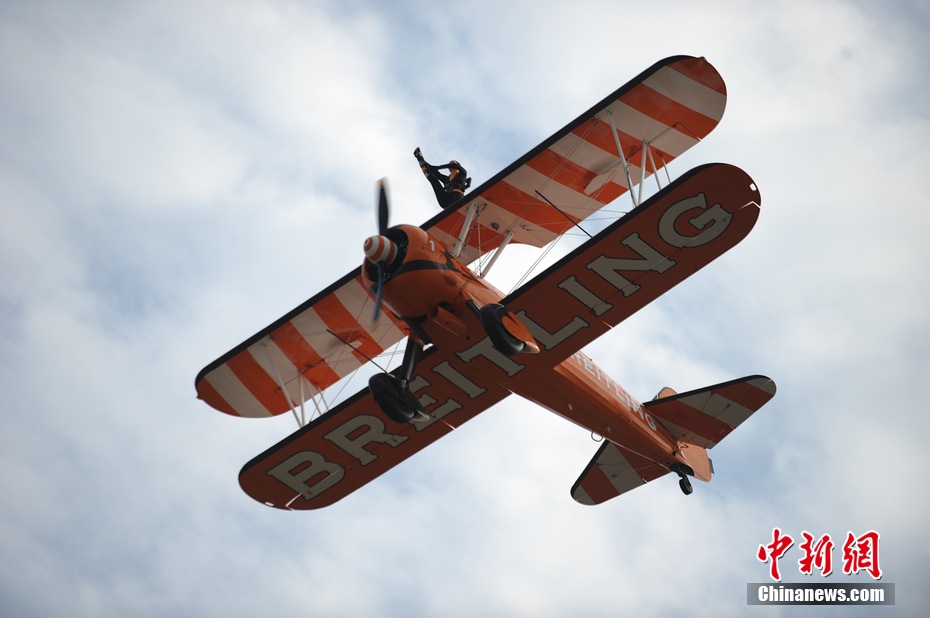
[503,162,762,369]
[423,55,727,265]
[238,345,509,509]
[195,271,409,418]
[196,55,725,418]
[645,375,777,449]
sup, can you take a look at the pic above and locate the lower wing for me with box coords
[238,345,509,510]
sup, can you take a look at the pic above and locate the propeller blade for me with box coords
[377,179,389,236]
[373,178,390,321]
[373,262,384,322]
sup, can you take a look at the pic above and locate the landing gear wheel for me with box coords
[479,303,525,356]
[670,463,694,496]
[368,373,423,424]
[679,476,693,495]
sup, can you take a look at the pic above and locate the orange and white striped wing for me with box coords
[571,377,776,505]
[195,271,409,418]
[423,55,727,265]
[571,442,670,505]
[644,375,777,449]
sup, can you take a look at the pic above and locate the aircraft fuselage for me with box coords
[363,224,691,476]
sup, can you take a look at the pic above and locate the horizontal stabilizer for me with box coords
[571,441,669,505]
[645,375,776,449]
[572,375,775,505]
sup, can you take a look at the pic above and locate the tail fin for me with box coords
[571,375,775,505]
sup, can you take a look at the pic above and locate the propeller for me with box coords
[377,179,389,236]
[374,181,387,321]
[365,179,398,321]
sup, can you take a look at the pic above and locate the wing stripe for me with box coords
[271,321,341,391]
[197,271,411,418]
[198,357,274,418]
[595,442,647,495]
[483,180,575,235]
[313,294,376,365]
[642,66,727,119]
[668,57,727,95]
[526,150,603,203]
[430,215,505,262]
[646,377,776,448]
[504,166,607,221]
[333,277,407,350]
[289,307,358,381]
[650,399,733,446]
[567,112,675,168]
[225,350,290,417]
[624,83,721,137]
[195,369,238,416]
[422,56,728,262]
[722,377,778,409]
[576,461,623,506]
[572,442,669,505]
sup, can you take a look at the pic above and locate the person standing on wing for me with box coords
[414,147,471,209]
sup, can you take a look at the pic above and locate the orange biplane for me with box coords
[195,55,776,510]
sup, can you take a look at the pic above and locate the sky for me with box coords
[1,0,928,616]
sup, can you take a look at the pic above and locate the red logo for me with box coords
[757,529,882,581]
[842,531,882,579]
[798,531,834,576]
[756,527,794,581]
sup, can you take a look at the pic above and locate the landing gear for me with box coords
[368,339,429,424]
[473,302,525,356]
[369,373,424,423]
[679,476,693,495]
[670,463,694,496]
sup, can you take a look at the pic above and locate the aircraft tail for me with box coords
[571,375,775,505]
[644,375,776,450]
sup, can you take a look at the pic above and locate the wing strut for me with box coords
[452,202,479,259]
[637,139,649,206]
[479,229,515,277]
[640,139,673,199]
[607,110,638,210]
[605,113,679,211]
[646,144,664,192]
[297,374,307,427]
[260,341,305,428]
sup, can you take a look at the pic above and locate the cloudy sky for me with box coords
[2,1,928,616]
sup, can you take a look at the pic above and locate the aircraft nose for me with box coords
[364,235,399,264]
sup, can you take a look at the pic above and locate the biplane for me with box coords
[195,55,776,510]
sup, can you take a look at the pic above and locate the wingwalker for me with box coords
[195,56,776,510]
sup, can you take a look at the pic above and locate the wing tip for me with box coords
[570,483,598,506]
[745,374,777,397]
